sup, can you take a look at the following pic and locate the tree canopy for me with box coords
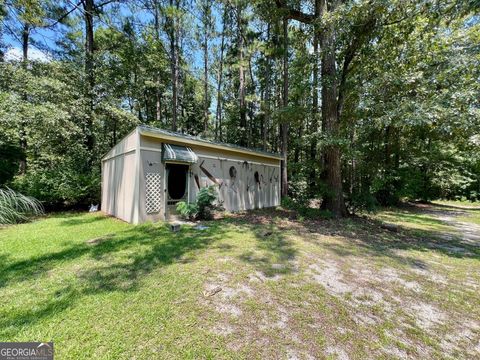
[1,0,479,214]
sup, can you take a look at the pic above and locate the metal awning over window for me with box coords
[162,143,198,163]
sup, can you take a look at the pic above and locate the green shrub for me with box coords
[196,186,218,219]
[281,196,297,209]
[345,189,378,214]
[176,186,220,220]
[176,201,198,220]
[12,166,100,207]
[0,187,44,224]
[0,137,24,186]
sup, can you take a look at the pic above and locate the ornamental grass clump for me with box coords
[0,188,44,225]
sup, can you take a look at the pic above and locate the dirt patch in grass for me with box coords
[308,260,352,296]
[202,276,257,319]
[86,233,115,245]
[409,302,446,330]
[203,204,480,358]
[2,205,479,358]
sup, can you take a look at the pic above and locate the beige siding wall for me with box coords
[136,135,281,223]
[101,130,138,223]
[140,136,162,149]
[104,131,281,224]
[102,129,137,160]
[189,154,280,213]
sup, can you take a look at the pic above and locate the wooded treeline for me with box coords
[0,0,479,216]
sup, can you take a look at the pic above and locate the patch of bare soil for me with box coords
[325,346,349,360]
[202,281,255,318]
[411,202,480,248]
[409,302,446,330]
[86,233,115,245]
[286,348,315,360]
[410,266,448,285]
[211,323,235,336]
[308,260,352,296]
[258,305,290,331]
[202,207,478,357]
[248,270,282,282]
[383,345,410,360]
[441,320,480,357]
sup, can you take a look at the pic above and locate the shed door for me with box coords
[167,164,188,202]
[165,163,189,220]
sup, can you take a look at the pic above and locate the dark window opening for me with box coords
[229,166,237,178]
[167,164,188,200]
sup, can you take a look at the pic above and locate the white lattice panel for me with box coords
[145,173,162,214]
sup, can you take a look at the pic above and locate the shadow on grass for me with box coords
[0,285,78,337]
[429,202,480,212]
[224,214,298,279]
[315,215,480,264]
[380,211,449,227]
[59,214,109,226]
[0,223,227,289]
[0,221,229,336]
[228,206,479,276]
[1,204,477,337]
[79,224,228,294]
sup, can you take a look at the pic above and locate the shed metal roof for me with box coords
[138,125,283,160]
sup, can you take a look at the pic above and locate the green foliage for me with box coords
[345,189,378,214]
[0,0,478,216]
[0,187,44,224]
[0,59,132,207]
[176,201,199,220]
[176,186,219,220]
[286,180,310,208]
[196,186,218,219]
[13,165,100,207]
[341,9,480,207]
[0,137,24,185]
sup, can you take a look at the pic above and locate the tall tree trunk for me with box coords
[280,16,288,197]
[294,124,302,163]
[19,23,30,174]
[247,56,256,146]
[384,125,392,175]
[263,24,271,151]
[215,7,226,141]
[319,1,346,217]
[237,3,247,146]
[22,24,29,63]
[350,126,356,195]
[308,0,320,195]
[169,0,179,131]
[203,17,209,135]
[153,0,162,124]
[113,119,117,145]
[84,0,95,160]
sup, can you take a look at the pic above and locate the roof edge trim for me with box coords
[137,125,283,160]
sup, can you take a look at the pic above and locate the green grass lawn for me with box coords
[0,206,479,359]
[433,199,480,208]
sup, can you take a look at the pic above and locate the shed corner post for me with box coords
[100,159,104,213]
[133,128,141,224]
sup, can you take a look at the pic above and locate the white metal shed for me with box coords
[101,125,282,224]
